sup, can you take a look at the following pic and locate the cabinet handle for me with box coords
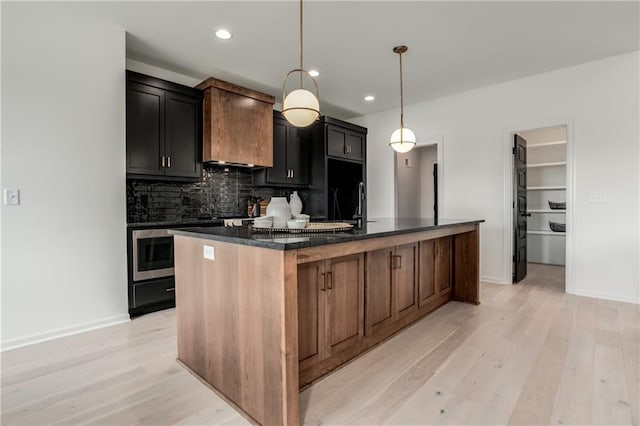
[165,287,175,292]
[161,156,165,167]
[391,254,396,270]
[320,273,326,291]
[327,271,333,290]
[397,255,402,270]
[167,156,171,168]
[291,169,294,179]
[348,145,352,154]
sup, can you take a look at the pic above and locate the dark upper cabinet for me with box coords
[305,117,367,221]
[326,124,365,162]
[254,112,308,186]
[126,71,203,180]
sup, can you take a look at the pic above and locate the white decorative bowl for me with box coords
[253,216,273,228]
[287,219,307,229]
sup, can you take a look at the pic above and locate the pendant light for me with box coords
[282,0,320,127]
[389,45,416,153]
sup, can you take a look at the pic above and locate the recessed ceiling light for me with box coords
[364,95,375,101]
[215,29,232,40]
[308,70,320,77]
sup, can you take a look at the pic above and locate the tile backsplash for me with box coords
[127,165,309,223]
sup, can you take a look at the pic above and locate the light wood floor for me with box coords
[2,263,638,425]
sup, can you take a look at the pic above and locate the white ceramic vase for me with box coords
[266,197,291,228]
[289,191,303,216]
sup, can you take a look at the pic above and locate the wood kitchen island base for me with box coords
[171,219,482,426]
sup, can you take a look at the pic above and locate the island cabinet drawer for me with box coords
[132,278,175,308]
[297,254,365,372]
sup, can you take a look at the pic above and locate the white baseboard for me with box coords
[569,288,639,305]
[480,275,510,285]
[1,313,130,352]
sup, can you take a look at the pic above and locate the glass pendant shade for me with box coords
[282,88,320,127]
[389,127,417,153]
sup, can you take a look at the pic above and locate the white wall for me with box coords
[1,3,128,348]
[352,52,639,304]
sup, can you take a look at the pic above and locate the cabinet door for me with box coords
[365,248,395,335]
[435,237,453,294]
[326,125,347,158]
[418,240,437,307]
[126,82,165,175]
[165,92,202,178]
[297,261,325,370]
[287,125,308,185]
[394,243,418,318]
[266,118,289,184]
[346,131,365,161]
[324,254,364,357]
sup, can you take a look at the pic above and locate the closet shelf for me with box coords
[526,186,566,191]
[528,140,566,148]
[527,230,566,236]
[527,161,567,168]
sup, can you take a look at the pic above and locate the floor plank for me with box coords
[2,263,638,425]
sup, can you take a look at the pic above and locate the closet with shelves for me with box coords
[526,135,566,265]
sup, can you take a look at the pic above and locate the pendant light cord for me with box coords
[299,0,304,88]
[399,50,404,139]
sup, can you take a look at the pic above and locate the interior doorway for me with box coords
[395,144,438,218]
[512,125,568,290]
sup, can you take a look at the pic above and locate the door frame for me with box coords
[393,135,445,218]
[502,119,575,293]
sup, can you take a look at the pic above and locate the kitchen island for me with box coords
[170,218,483,426]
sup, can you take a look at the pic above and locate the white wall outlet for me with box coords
[589,193,609,203]
[3,189,20,206]
[203,245,215,260]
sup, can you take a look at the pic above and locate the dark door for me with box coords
[287,124,307,184]
[267,118,289,184]
[513,134,528,282]
[126,82,165,175]
[165,92,202,178]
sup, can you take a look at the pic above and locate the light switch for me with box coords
[203,245,215,260]
[589,193,608,203]
[3,189,20,206]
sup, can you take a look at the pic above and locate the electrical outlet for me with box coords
[3,189,20,206]
[203,245,215,260]
[589,193,609,203]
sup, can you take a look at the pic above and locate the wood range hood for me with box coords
[196,77,275,168]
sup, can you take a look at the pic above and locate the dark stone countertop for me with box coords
[168,218,484,251]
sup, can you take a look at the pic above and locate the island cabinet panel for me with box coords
[364,244,418,336]
[297,254,364,372]
[418,240,437,306]
[174,236,299,426]
[435,236,453,294]
[418,237,454,308]
[395,243,419,318]
[324,254,365,357]
[364,248,395,335]
[297,261,325,370]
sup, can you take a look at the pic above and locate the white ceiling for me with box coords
[94,1,638,119]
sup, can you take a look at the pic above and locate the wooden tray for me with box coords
[251,222,353,234]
